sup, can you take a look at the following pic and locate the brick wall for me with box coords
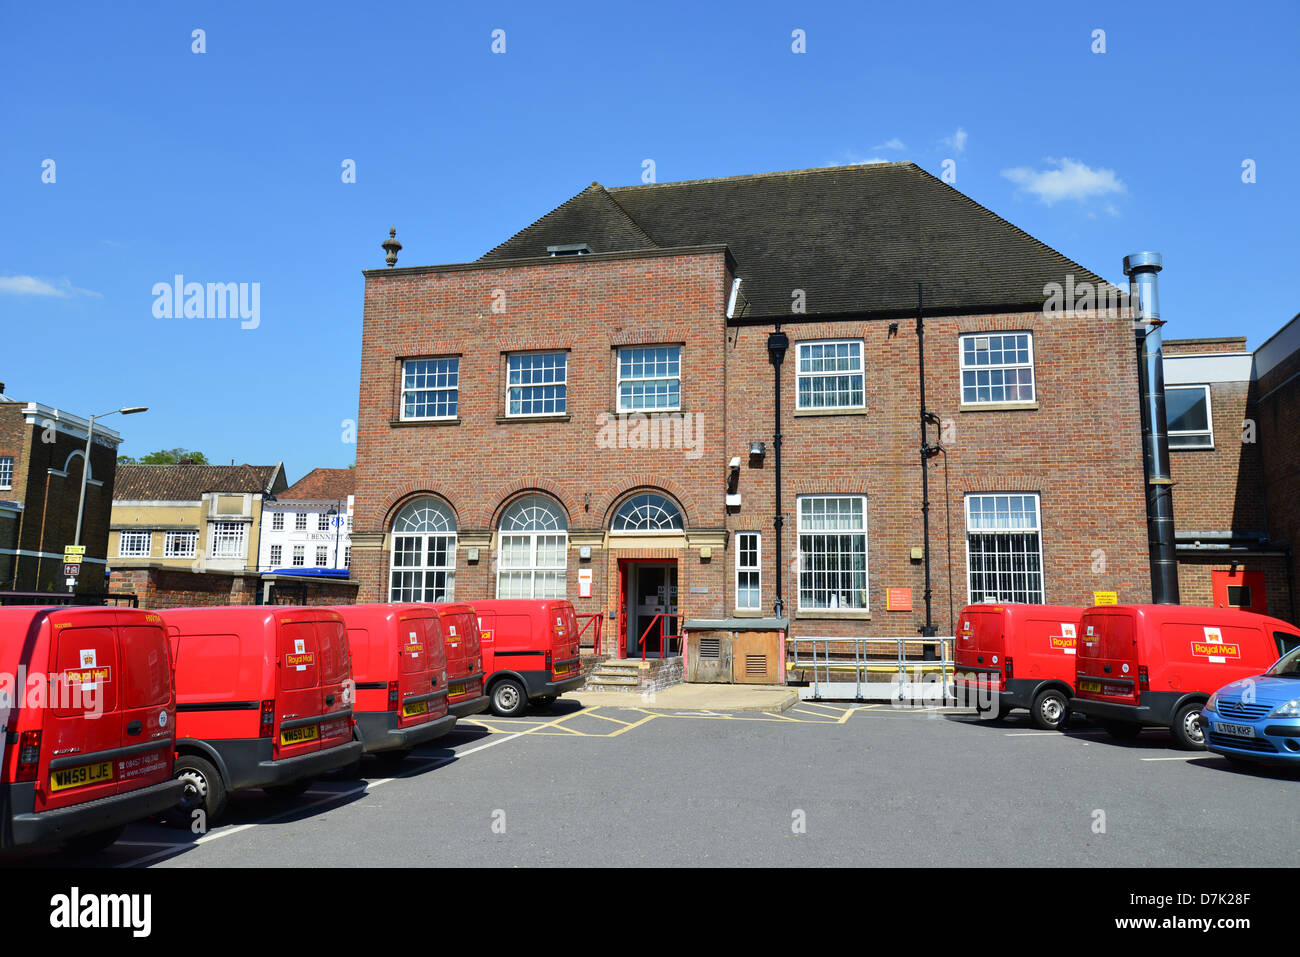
[108,567,359,609]
[354,250,1152,648]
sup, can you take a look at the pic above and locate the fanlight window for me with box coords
[612,494,684,533]
[497,495,568,599]
[389,497,457,602]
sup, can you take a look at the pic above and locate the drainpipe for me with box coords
[767,327,789,620]
[1125,252,1179,604]
[917,284,939,656]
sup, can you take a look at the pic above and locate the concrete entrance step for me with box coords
[580,656,684,694]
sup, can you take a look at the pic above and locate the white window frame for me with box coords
[344,546,351,568]
[118,530,152,558]
[292,545,305,567]
[959,332,1036,405]
[317,513,330,532]
[796,495,869,611]
[1166,384,1214,450]
[506,351,568,417]
[496,495,568,599]
[0,455,13,490]
[964,493,1045,604]
[616,345,682,413]
[163,530,197,558]
[389,498,457,602]
[269,544,282,566]
[271,511,284,531]
[795,340,865,410]
[315,546,328,566]
[401,357,460,421]
[735,531,762,611]
[209,521,247,560]
[610,493,685,534]
[294,512,308,531]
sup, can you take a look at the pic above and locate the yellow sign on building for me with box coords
[1092,591,1118,606]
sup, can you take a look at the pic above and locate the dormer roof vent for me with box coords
[547,243,592,256]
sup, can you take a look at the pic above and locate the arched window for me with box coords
[611,493,684,533]
[497,494,567,599]
[389,497,456,602]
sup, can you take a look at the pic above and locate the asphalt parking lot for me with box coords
[19,699,1300,868]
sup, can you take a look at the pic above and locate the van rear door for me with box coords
[276,618,323,758]
[42,618,122,812]
[315,618,354,749]
[552,604,580,678]
[393,615,435,727]
[1079,612,1139,703]
[114,612,175,792]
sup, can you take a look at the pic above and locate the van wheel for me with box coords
[168,754,227,826]
[62,825,125,855]
[1171,702,1207,751]
[1102,720,1142,741]
[264,780,312,799]
[1031,689,1069,731]
[490,678,527,717]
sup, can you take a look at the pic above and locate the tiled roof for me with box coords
[480,162,1113,317]
[114,464,284,501]
[279,467,356,502]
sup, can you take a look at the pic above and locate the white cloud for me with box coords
[1001,157,1126,206]
[942,127,968,154]
[826,151,892,167]
[873,137,906,151]
[0,275,101,298]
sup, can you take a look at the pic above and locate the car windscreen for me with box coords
[1265,645,1300,677]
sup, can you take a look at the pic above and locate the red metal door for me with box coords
[1212,569,1267,615]
[617,561,628,659]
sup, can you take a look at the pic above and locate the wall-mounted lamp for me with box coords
[579,545,592,560]
[726,493,741,508]
[466,547,480,563]
[748,441,765,460]
[888,322,900,337]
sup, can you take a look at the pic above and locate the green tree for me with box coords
[119,448,209,465]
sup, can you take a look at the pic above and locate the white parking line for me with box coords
[1140,755,1210,762]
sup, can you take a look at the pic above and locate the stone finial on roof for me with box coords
[382,228,402,267]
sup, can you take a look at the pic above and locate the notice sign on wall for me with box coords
[886,587,912,611]
[1093,591,1118,606]
[578,568,593,598]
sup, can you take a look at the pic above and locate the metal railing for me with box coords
[789,636,956,700]
[637,613,681,662]
[575,612,604,656]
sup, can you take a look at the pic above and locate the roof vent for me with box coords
[547,243,591,256]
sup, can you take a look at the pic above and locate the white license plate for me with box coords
[1214,722,1255,738]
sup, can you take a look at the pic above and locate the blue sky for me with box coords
[2,0,1296,480]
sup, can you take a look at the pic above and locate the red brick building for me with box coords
[1166,315,1300,622]
[0,393,123,594]
[351,163,1152,660]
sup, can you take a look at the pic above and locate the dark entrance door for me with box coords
[625,561,678,658]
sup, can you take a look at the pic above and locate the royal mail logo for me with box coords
[1050,636,1077,649]
[294,639,306,654]
[1085,624,1097,639]
[63,666,112,685]
[285,652,316,667]
[80,649,97,668]
[961,620,972,633]
[406,643,424,654]
[1192,642,1241,659]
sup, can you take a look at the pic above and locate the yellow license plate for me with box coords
[50,760,113,793]
[403,699,429,717]
[1079,679,1102,693]
[449,682,467,697]
[554,662,570,675]
[280,724,319,745]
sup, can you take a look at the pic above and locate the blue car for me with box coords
[1200,645,1300,766]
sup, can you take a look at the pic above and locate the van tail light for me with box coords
[16,731,41,782]
[387,681,399,711]
[545,651,553,672]
[259,699,275,738]
[1138,666,1149,691]
[1004,657,1013,681]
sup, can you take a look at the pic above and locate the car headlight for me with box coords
[1206,692,1219,711]
[1269,699,1300,718]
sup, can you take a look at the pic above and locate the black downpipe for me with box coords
[917,284,938,654]
[768,327,789,619]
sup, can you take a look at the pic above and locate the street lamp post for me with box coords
[71,405,147,591]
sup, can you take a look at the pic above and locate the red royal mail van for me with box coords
[335,604,457,760]
[431,603,489,719]
[472,599,585,716]
[0,606,183,853]
[953,603,1083,729]
[1070,604,1300,749]
[161,606,364,822]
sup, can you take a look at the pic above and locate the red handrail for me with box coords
[575,612,603,656]
[638,613,681,662]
